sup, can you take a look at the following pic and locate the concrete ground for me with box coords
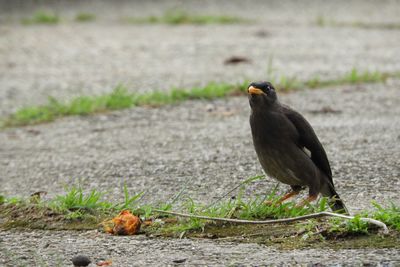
[0,0,400,266]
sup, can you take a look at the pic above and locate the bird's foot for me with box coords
[264,190,300,206]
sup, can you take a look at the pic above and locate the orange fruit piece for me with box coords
[104,210,141,235]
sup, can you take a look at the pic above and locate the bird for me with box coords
[247,81,348,213]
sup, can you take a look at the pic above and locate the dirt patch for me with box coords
[0,203,105,231]
[146,219,399,250]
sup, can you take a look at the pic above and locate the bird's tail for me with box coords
[322,183,349,214]
[329,195,348,214]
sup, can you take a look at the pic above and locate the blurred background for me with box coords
[1,0,400,116]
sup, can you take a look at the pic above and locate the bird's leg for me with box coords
[278,190,300,203]
[264,185,302,206]
[296,194,318,208]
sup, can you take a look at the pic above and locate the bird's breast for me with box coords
[255,146,304,185]
[250,111,304,185]
[250,115,297,150]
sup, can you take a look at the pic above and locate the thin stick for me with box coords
[153,209,389,234]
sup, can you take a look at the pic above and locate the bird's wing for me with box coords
[282,105,333,183]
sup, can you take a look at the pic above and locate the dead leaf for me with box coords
[254,30,269,38]
[224,56,251,65]
[309,106,342,114]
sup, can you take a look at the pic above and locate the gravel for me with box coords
[1,229,399,266]
[1,1,400,266]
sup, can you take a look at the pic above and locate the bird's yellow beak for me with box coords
[247,86,264,95]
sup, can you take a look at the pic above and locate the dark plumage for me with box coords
[248,81,347,213]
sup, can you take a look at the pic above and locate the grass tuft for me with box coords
[371,201,400,231]
[49,186,113,213]
[115,183,145,211]
[343,68,387,84]
[125,10,245,25]
[305,68,390,89]
[314,16,400,30]
[22,11,60,24]
[315,15,327,27]
[345,215,370,234]
[75,13,96,22]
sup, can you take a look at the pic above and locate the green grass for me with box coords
[166,191,331,232]
[1,82,247,127]
[315,16,400,30]
[315,15,327,27]
[266,54,391,90]
[49,186,114,212]
[0,184,330,229]
[47,186,113,220]
[2,69,400,128]
[75,13,96,22]
[47,184,145,219]
[371,201,400,231]
[304,68,391,89]
[267,68,398,91]
[22,11,60,25]
[164,197,400,235]
[1,181,399,239]
[124,10,245,25]
[345,215,370,234]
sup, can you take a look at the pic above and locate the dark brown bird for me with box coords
[248,81,347,213]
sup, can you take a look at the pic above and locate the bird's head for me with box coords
[247,81,278,108]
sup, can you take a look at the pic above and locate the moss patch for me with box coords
[0,203,107,231]
[144,218,400,249]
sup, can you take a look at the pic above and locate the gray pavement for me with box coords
[1,229,399,266]
[1,0,400,266]
[1,82,400,211]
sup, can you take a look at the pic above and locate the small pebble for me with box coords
[71,255,91,267]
